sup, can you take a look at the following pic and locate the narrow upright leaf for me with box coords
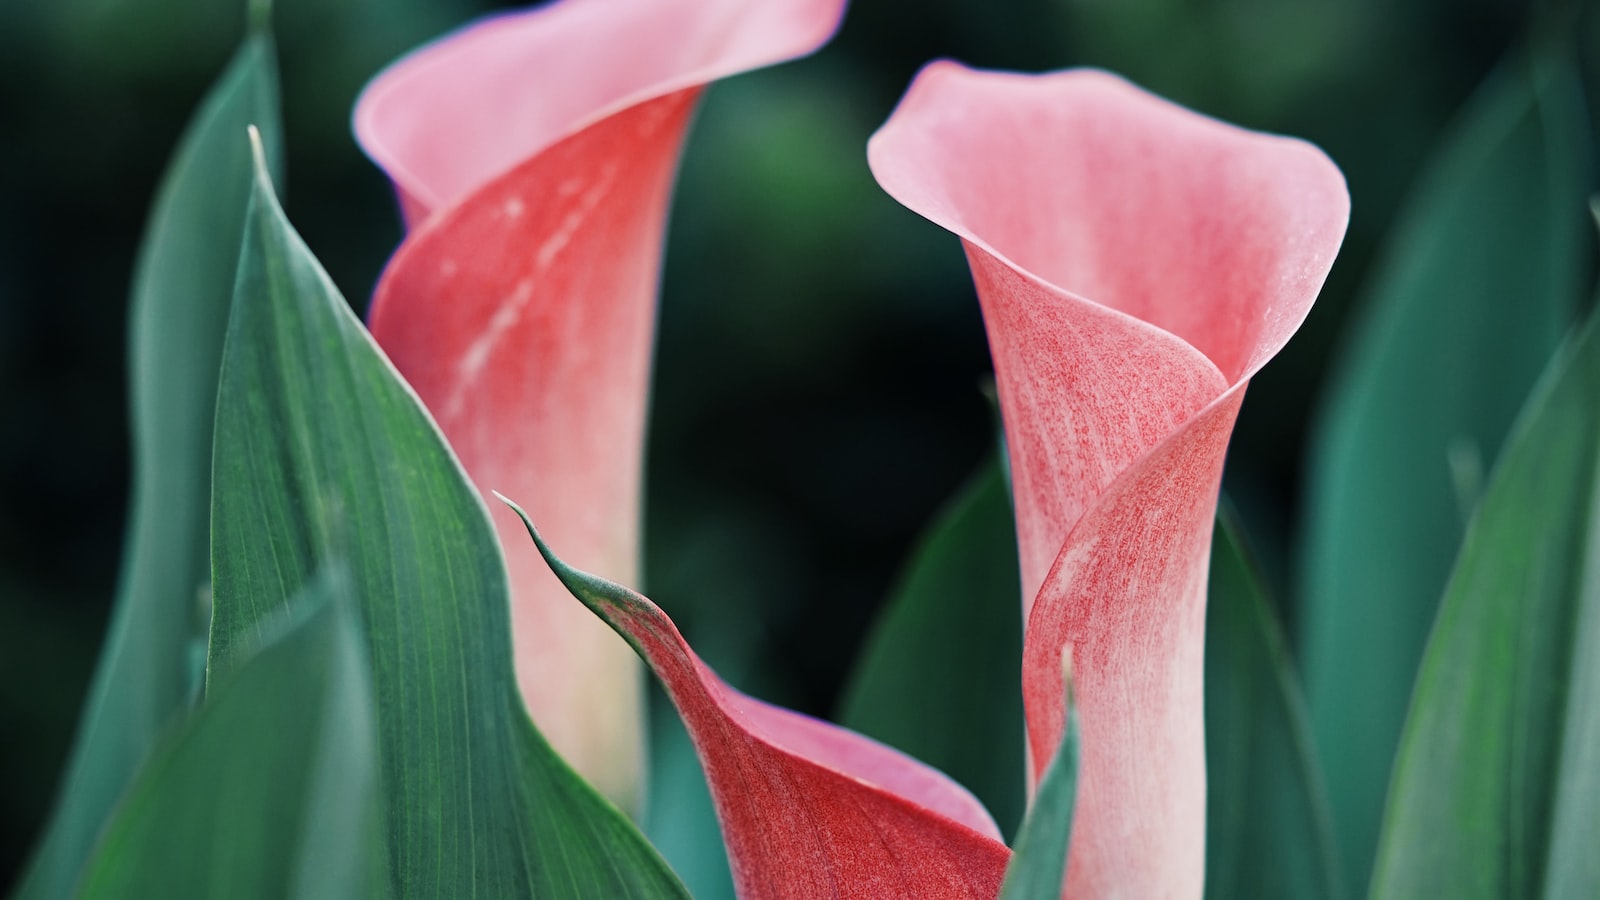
[1205,511,1342,900]
[839,454,1026,837]
[75,574,380,900]
[15,29,281,900]
[1371,308,1600,899]
[997,662,1079,900]
[1299,46,1592,889]
[206,135,687,897]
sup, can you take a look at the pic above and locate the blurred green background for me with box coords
[1,0,1595,889]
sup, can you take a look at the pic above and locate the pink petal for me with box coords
[870,63,1347,898]
[357,0,846,807]
[355,0,847,226]
[506,503,1011,899]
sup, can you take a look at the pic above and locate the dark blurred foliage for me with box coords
[0,0,1590,883]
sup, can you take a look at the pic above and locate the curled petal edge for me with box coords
[355,0,850,224]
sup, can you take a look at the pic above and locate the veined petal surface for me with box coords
[357,0,846,805]
[870,63,1348,898]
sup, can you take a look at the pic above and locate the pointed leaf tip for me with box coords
[246,125,272,192]
[496,491,558,571]
[496,491,613,617]
[490,490,520,517]
[999,679,1080,900]
[1060,645,1074,703]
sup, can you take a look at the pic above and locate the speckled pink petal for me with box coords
[870,63,1348,898]
[356,0,846,808]
[507,504,1011,898]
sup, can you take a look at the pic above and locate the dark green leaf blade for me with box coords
[997,669,1077,900]
[75,573,380,900]
[837,454,1026,838]
[1371,307,1600,900]
[1205,510,1342,900]
[14,30,283,900]
[206,135,688,897]
[1298,45,1592,890]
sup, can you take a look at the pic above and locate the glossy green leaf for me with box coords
[14,28,282,900]
[1298,45,1592,890]
[205,134,688,898]
[837,454,1026,838]
[1371,305,1600,899]
[76,572,380,899]
[1205,510,1342,900]
[997,672,1077,900]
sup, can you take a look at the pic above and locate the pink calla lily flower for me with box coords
[515,62,1345,898]
[354,0,847,808]
[869,63,1349,897]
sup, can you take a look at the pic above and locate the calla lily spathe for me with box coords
[518,62,1347,898]
[354,0,847,809]
[870,63,1348,898]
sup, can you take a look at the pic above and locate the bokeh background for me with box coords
[2,0,1596,889]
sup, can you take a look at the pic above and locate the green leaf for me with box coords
[14,28,283,900]
[997,669,1078,900]
[1298,44,1592,890]
[205,133,688,897]
[1370,306,1600,899]
[837,454,1026,838]
[75,571,381,899]
[1205,510,1342,900]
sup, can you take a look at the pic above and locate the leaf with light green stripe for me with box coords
[206,133,688,898]
[76,571,381,899]
[1205,510,1342,900]
[1298,43,1592,891]
[997,671,1077,900]
[838,454,1026,838]
[14,25,282,900]
[1371,305,1600,899]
